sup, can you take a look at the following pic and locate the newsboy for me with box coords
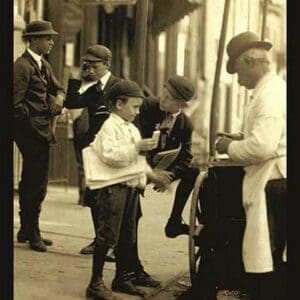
[64,45,120,259]
[14,20,65,252]
[215,31,286,299]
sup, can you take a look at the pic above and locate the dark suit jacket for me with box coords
[136,97,194,180]
[14,50,65,143]
[64,74,120,147]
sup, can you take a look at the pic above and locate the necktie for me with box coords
[160,113,174,133]
[40,62,47,81]
[159,113,174,149]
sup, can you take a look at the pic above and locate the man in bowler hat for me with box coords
[64,44,120,259]
[215,31,286,299]
[14,20,65,252]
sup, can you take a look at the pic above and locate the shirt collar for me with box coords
[170,110,181,119]
[27,48,43,68]
[110,112,130,125]
[251,71,276,100]
[99,71,111,89]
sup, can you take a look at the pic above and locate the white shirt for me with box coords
[27,47,43,69]
[228,71,286,175]
[99,71,111,90]
[90,113,151,187]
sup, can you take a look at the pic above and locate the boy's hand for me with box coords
[136,138,158,152]
[148,170,173,192]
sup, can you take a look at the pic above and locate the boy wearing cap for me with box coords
[14,20,65,252]
[85,80,168,300]
[64,45,120,258]
[127,75,199,286]
[215,32,286,299]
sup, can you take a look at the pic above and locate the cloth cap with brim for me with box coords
[226,31,273,74]
[165,75,195,102]
[108,80,144,103]
[22,20,58,37]
[82,45,112,63]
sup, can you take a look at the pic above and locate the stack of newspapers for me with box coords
[82,146,149,190]
[153,144,181,170]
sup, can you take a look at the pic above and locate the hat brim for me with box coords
[22,30,59,37]
[81,54,105,62]
[226,40,273,74]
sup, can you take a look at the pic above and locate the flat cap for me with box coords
[165,75,195,102]
[82,45,112,63]
[22,20,58,37]
[108,80,144,103]
[226,31,273,74]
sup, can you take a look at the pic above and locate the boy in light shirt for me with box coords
[85,80,168,300]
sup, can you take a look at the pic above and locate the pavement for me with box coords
[13,183,192,300]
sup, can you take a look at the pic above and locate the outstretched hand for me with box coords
[136,138,158,152]
[148,170,173,192]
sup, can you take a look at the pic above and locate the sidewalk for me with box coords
[14,184,191,300]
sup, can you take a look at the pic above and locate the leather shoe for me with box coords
[86,280,119,300]
[132,269,161,288]
[17,230,53,246]
[165,218,189,238]
[80,242,116,262]
[111,276,146,297]
[29,240,47,252]
[80,241,95,255]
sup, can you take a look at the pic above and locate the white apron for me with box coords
[242,156,286,273]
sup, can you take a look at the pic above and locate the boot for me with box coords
[111,271,146,297]
[86,278,119,300]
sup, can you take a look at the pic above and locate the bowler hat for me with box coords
[22,20,58,37]
[82,45,112,63]
[108,80,144,104]
[226,31,272,74]
[165,75,195,102]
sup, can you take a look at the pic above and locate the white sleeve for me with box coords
[228,88,285,165]
[92,123,139,168]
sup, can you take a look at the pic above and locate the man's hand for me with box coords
[217,132,243,140]
[49,94,64,116]
[215,136,232,154]
[49,103,63,115]
[136,138,158,152]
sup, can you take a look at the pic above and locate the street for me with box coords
[14,183,192,300]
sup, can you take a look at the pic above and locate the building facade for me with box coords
[13,0,286,187]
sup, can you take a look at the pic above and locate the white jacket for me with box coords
[228,72,286,273]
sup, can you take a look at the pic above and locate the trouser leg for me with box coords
[15,130,49,243]
[115,190,139,277]
[169,167,199,220]
[91,241,109,283]
[91,203,99,238]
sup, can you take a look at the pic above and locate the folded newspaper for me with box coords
[82,146,149,190]
[152,144,181,170]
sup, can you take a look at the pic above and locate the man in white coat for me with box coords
[216,32,286,299]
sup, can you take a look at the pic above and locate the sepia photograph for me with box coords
[12,0,286,299]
